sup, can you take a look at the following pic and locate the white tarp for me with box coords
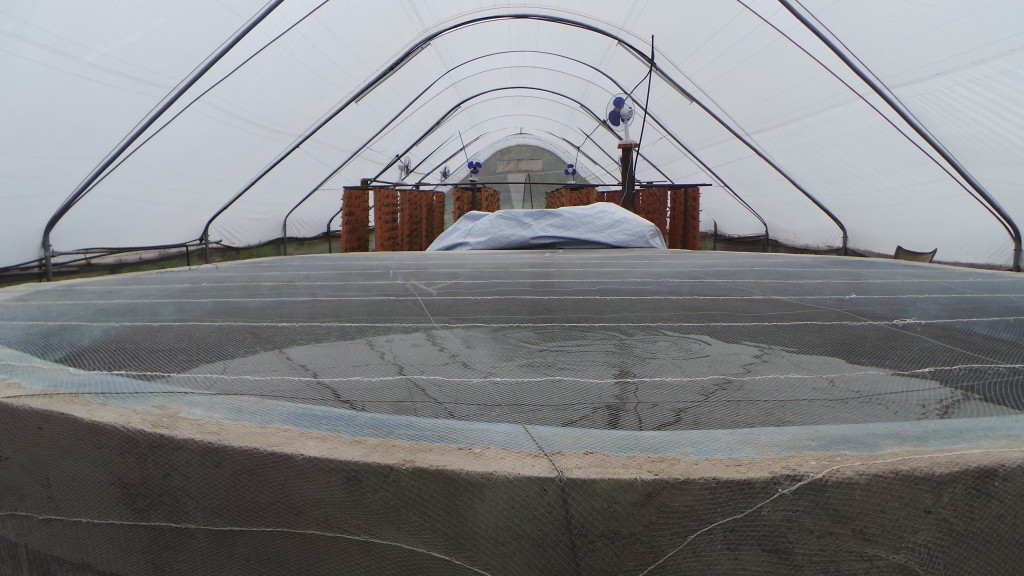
[1,0,1022,270]
[427,203,668,251]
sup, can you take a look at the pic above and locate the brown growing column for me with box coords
[637,187,668,239]
[566,187,579,206]
[340,187,370,253]
[453,187,473,222]
[401,190,432,251]
[478,187,500,212]
[428,192,446,245]
[374,188,401,251]
[684,186,701,250]
[570,186,597,207]
[546,188,565,209]
[668,188,685,250]
[599,190,623,205]
[668,187,701,250]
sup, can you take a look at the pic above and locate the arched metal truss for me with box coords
[38,9,1019,277]
[44,11,841,279]
[279,50,769,242]
[775,0,1021,271]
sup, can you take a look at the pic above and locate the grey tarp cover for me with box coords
[427,203,667,251]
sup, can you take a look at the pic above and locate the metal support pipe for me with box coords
[415,134,487,186]
[362,86,659,191]
[552,134,620,183]
[282,50,756,233]
[227,15,814,260]
[42,0,285,280]
[406,99,672,186]
[777,0,1021,270]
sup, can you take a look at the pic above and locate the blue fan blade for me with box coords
[567,163,574,169]
[608,109,621,126]
[564,169,570,176]
[612,96,626,109]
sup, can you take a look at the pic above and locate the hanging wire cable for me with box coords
[632,35,656,181]
[458,131,471,165]
[575,123,602,172]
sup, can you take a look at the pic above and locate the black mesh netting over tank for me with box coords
[2,250,1023,575]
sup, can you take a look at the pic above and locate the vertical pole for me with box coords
[619,142,639,212]
[528,173,534,209]
[327,216,334,254]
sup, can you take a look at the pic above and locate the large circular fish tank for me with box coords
[2,250,1023,575]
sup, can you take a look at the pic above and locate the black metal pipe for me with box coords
[42,0,286,280]
[61,1,332,222]
[777,0,1021,270]
[285,49,770,246]
[434,114,618,182]
[619,145,638,211]
[365,87,676,190]
[388,96,678,191]
[552,134,620,183]
[280,52,697,231]
[216,14,820,258]
[414,134,487,186]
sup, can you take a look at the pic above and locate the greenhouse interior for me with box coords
[1,1,1023,575]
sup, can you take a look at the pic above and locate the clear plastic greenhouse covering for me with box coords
[2,0,1024,270]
